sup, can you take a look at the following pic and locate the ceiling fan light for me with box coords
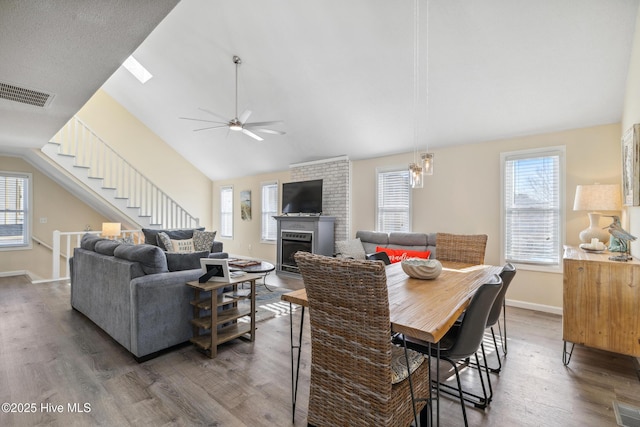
[229,123,242,131]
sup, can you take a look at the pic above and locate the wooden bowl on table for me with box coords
[401,258,443,280]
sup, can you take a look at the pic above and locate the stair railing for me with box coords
[50,116,199,229]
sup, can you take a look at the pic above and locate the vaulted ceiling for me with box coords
[1,1,638,181]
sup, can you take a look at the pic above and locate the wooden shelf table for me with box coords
[186,273,261,358]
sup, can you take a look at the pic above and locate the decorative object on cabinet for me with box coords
[622,123,640,206]
[572,183,621,243]
[602,215,637,261]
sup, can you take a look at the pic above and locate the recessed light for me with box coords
[122,56,152,84]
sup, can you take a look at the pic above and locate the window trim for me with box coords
[500,146,565,273]
[220,185,233,239]
[0,171,32,251]
[260,180,278,244]
[375,166,412,233]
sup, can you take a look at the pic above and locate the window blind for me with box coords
[220,186,233,238]
[376,169,410,232]
[504,151,562,266]
[261,182,278,241]
[0,172,29,248]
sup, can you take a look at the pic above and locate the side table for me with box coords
[186,273,261,358]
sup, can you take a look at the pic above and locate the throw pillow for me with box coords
[375,246,431,264]
[193,229,217,252]
[142,227,205,248]
[335,238,366,260]
[165,250,209,271]
[171,238,195,253]
[157,232,174,252]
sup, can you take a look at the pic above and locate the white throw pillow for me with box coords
[335,238,366,260]
[171,238,195,253]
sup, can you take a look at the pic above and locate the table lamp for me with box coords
[573,184,621,243]
[101,222,121,239]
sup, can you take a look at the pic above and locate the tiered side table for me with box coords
[186,273,261,358]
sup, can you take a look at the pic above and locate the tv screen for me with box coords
[282,179,323,214]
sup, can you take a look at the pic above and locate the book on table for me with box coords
[228,258,261,268]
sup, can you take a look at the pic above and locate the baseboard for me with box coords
[505,298,563,315]
[0,270,28,278]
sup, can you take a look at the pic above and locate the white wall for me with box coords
[622,6,640,257]
[352,123,621,312]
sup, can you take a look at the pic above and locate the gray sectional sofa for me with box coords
[355,230,437,257]
[70,232,227,361]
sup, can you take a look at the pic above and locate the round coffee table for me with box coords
[228,259,275,291]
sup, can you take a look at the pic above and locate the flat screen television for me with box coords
[281,179,323,214]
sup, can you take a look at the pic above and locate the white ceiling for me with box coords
[1,1,638,181]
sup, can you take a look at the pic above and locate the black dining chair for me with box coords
[397,274,503,427]
[485,263,516,372]
[366,251,391,265]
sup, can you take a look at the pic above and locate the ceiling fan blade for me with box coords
[244,120,284,128]
[198,107,231,123]
[179,117,226,124]
[193,124,229,132]
[253,128,286,135]
[241,128,264,141]
[238,109,252,124]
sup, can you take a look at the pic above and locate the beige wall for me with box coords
[213,169,291,263]
[0,156,110,280]
[76,90,213,229]
[352,123,621,311]
[622,6,640,256]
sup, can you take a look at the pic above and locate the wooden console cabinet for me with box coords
[563,245,640,362]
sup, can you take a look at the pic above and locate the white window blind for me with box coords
[0,172,30,248]
[502,148,564,267]
[261,182,278,241]
[376,168,410,233]
[220,186,233,238]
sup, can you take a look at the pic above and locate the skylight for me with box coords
[122,56,152,84]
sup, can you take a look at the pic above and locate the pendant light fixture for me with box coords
[409,0,433,188]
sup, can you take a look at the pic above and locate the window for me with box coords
[220,186,233,238]
[376,168,411,233]
[501,147,565,270]
[0,172,31,250]
[261,182,278,242]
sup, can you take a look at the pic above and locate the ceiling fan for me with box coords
[180,55,285,141]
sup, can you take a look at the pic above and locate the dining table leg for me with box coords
[289,304,305,423]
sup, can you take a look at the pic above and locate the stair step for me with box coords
[88,176,102,180]
[73,165,90,169]
[102,187,117,190]
[58,153,75,158]
[114,197,129,200]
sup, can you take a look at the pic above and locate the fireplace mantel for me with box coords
[274,215,335,276]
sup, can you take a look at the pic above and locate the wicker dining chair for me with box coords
[435,232,488,265]
[295,252,430,427]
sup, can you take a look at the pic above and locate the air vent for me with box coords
[0,82,54,108]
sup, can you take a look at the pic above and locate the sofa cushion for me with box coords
[165,250,209,271]
[193,229,217,252]
[355,230,390,254]
[142,227,205,249]
[376,246,431,263]
[389,232,429,248]
[94,239,122,256]
[114,244,169,275]
[335,238,366,259]
[80,233,107,251]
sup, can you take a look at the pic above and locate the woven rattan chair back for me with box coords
[436,232,488,265]
[295,252,428,427]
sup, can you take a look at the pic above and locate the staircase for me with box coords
[42,116,199,230]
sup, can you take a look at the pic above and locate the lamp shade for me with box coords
[573,184,621,211]
[101,222,121,237]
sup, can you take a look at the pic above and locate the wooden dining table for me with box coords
[281,260,503,425]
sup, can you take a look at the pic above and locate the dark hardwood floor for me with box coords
[0,274,638,426]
